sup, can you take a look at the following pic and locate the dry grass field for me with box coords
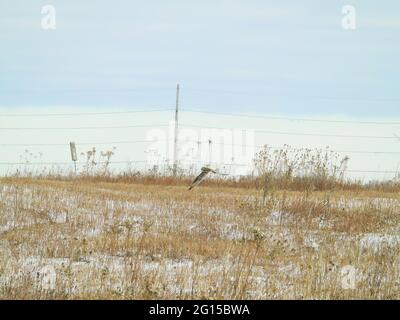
[1,174,400,299]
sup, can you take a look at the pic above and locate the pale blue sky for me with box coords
[1,1,400,179]
[1,0,399,116]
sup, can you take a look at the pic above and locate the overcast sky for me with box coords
[1,0,399,115]
[0,1,399,179]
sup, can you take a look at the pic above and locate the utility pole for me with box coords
[231,129,235,164]
[208,139,212,166]
[196,140,202,171]
[196,140,201,160]
[173,84,180,176]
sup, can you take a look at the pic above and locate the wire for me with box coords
[178,140,400,155]
[347,170,399,174]
[181,109,400,125]
[0,139,167,147]
[183,88,400,103]
[0,124,169,130]
[0,160,148,165]
[1,122,396,139]
[0,160,397,174]
[0,108,174,117]
[180,124,399,140]
[1,139,400,156]
[2,105,398,125]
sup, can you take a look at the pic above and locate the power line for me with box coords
[2,106,398,126]
[183,88,400,103]
[1,139,400,156]
[0,108,174,117]
[0,124,169,130]
[181,109,400,125]
[0,160,397,174]
[0,160,148,166]
[347,169,399,174]
[1,122,396,139]
[0,139,167,147]
[330,150,400,155]
[179,140,400,155]
[180,124,399,140]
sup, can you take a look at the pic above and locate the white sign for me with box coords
[70,142,77,161]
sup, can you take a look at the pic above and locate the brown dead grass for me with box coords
[0,176,400,299]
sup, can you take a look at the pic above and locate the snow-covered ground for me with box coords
[1,181,399,299]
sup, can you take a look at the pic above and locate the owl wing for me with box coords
[188,169,210,190]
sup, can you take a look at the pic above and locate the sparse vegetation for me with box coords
[0,147,399,299]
